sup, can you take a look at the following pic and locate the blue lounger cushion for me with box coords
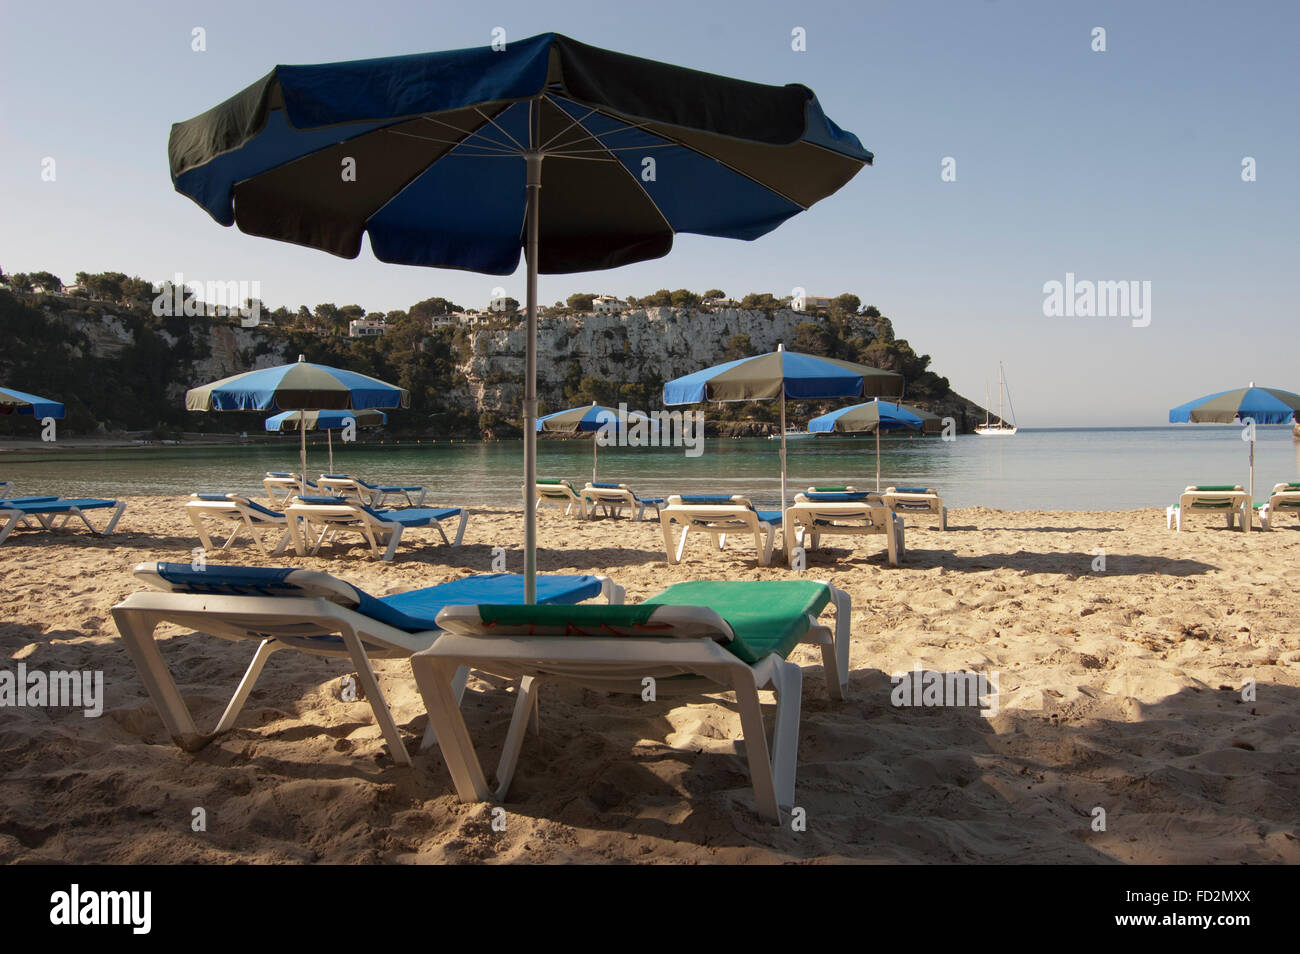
[674,495,780,525]
[194,494,283,518]
[146,563,602,634]
[804,492,872,502]
[1,497,119,513]
[359,504,461,526]
[4,496,60,505]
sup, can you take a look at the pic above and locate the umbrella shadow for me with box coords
[899,549,1217,577]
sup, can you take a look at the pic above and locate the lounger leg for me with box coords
[411,656,494,802]
[110,608,205,750]
[767,660,802,811]
[337,624,410,766]
[673,523,691,564]
[818,585,851,700]
[0,511,21,545]
[939,507,948,531]
[188,511,217,552]
[419,664,470,750]
[758,525,773,566]
[731,668,781,823]
[452,510,469,546]
[382,525,403,561]
[492,675,541,800]
[885,518,900,566]
[213,640,282,733]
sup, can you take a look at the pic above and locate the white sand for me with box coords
[1,497,1297,863]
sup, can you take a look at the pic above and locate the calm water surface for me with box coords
[3,427,1297,511]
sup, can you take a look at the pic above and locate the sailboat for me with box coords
[975,362,1018,436]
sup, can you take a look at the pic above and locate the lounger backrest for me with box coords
[132,561,361,606]
[589,482,626,490]
[435,603,734,643]
[673,494,752,508]
[291,495,352,506]
[807,485,857,493]
[1190,485,1243,492]
[887,487,934,495]
[798,492,873,503]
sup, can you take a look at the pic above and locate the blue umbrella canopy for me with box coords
[808,399,924,492]
[0,386,65,419]
[265,408,388,431]
[266,408,387,474]
[1169,384,1300,500]
[187,358,408,412]
[537,402,659,483]
[168,34,872,600]
[187,356,407,492]
[664,346,903,554]
[808,400,927,433]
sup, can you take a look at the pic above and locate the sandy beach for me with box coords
[1,497,1297,864]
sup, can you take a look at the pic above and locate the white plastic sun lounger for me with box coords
[1257,482,1300,530]
[659,494,782,566]
[579,482,665,521]
[883,486,947,531]
[284,495,469,560]
[786,491,904,565]
[111,562,624,766]
[1166,485,1251,532]
[185,493,291,556]
[0,496,126,546]
[263,472,321,506]
[318,474,427,508]
[531,478,586,518]
[412,579,850,823]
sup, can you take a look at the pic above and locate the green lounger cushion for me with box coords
[811,485,850,492]
[476,581,831,665]
[646,581,829,663]
[1192,485,1241,492]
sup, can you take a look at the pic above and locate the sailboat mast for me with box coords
[984,381,990,427]
[998,363,1005,425]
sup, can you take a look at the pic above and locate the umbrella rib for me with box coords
[417,112,518,151]
[473,106,527,152]
[537,105,601,151]
[387,129,520,154]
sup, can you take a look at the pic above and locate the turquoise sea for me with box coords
[3,426,1297,511]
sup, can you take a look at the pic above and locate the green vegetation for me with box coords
[0,273,960,439]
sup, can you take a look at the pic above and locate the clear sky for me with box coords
[2,0,1296,425]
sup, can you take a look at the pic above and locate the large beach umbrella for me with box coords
[187,356,408,492]
[664,345,902,553]
[1169,384,1300,498]
[265,408,387,473]
[807,398,928,490]
[537,401,658,484]
[0,386,65,419]
[167,32,872,601]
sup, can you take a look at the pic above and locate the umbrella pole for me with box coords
[523,104,541,604]
[875,397,882,492]
[299,410,307,495]
[328,428,334,474]
[780,386,790,560]
[593,431,598,485]
[1250,426,1255,502]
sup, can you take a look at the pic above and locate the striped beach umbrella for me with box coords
[265,408,387,473]
[1170,384,1300,499]
[808,399,930,490]
[167,33,871,600]
[537,401,659,484]
[665,344,902,556]
[0,386,65,419]
[187,356,408,492]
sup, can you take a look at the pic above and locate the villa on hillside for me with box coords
[793,294,836,313]
[593,294,628,313]
[348,317,388,338]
